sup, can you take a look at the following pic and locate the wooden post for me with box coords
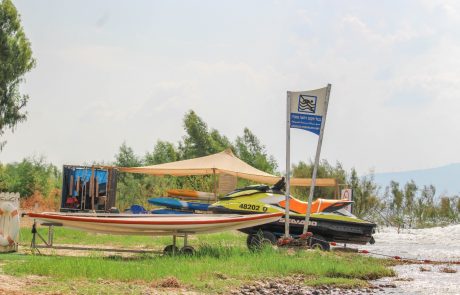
[95,180,99,210]
[69,175,74,197]
[81,183,86,210]
[76,177,80,194]
[335,180,339,199]
[90,166,95,211]
[212,169,217,198]
[106,168,111,211]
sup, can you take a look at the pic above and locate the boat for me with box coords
[26,212,282,236]
[148,197,210,212]
[208,178,376,250]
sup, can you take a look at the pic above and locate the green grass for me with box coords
[5,227,395,293]
[2,246,393,293]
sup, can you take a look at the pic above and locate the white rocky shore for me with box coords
[232,224,460,295]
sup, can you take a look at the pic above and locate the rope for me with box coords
[358,249,460,265]
[277,233,460,265]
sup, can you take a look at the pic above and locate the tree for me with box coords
[291,160,346,201]
[234,128,277,174]
[0,156,60,197]
[389,181,404,231]
[0,0,35,149]
[144,140,178,165]
[114,142,141,167]
[114,142,142,186]
[179,110,232,159]
[439,196,453,219]
[390,181,403,214]
[457,197,460,216]
[403,180,417,227]
[345,168,381,219]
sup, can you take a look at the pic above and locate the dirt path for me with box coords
[0,264,46,295]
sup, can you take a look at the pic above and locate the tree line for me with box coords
[0,110,459,227]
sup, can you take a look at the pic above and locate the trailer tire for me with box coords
[310,235,330,251]
[247,231,277,251]
[163,245,179,255]
[180,246,195,255]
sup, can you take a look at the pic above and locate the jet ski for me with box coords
[209,178,376,250]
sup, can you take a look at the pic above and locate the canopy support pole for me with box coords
[303,84,331,234]
[212,168,217,198]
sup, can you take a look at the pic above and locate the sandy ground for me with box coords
[0,265,197,295]
[0,263,48,295]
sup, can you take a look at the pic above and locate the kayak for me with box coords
[148,197,210,211]
[151,209,191,215]
[166,189,216,201]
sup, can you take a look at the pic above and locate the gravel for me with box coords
[230,275,396,295]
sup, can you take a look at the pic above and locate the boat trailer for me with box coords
[29,220,195,255]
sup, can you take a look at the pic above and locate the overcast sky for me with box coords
[2,0,460,174]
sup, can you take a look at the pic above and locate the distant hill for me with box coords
[373,163,460,196]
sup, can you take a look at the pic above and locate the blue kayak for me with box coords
[150,208,192,215]
[148,197,210,211]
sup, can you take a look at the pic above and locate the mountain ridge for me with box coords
[373,163,460,195]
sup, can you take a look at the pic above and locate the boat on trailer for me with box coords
[26,211,282,254]
[26,212,282,235]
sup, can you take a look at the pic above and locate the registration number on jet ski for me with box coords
[239,204,268,212]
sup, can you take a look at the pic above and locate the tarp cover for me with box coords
[118,149,336,187]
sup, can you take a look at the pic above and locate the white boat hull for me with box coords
[27,212,282,236]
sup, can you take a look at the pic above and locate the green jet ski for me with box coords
[209,178,376,250]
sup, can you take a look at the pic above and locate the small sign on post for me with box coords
[341,188,353,213]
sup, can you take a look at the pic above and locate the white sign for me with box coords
[341,189,352,200]
[289,86,328,135]
[341,189,353,212]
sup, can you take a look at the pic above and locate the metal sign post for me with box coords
[303,84,331,234]
[284,91,292,238]
[285,84,332,237]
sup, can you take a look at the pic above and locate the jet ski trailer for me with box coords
[209,178,376,251]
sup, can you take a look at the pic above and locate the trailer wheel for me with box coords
[247,231,277,251]
[180,246,195,255]
[163,244,179,255]
[310,235,330,251]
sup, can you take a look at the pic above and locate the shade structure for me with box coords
[118,149,337,187]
